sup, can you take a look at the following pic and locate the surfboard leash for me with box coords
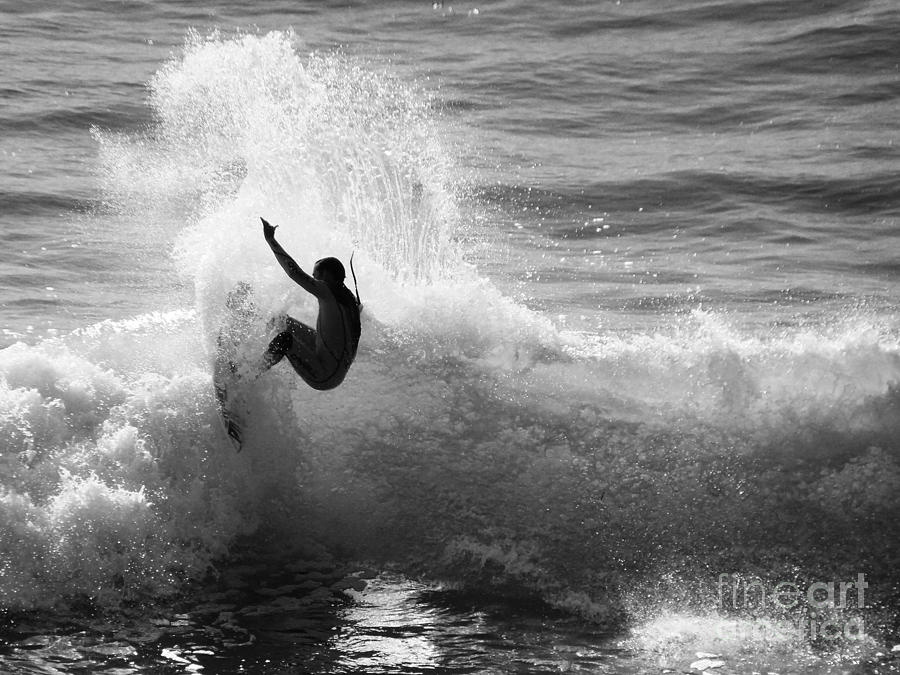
[350,251,362,309]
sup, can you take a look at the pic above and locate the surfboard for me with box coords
[213,282,259,452]
[213,369,245,451]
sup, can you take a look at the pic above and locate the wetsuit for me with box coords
[266,282,361,390]
[260,220,361,390]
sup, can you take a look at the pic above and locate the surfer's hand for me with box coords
[261,218,278,241]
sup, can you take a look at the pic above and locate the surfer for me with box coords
[257,217,361,390]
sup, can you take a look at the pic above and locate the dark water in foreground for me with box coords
[4,568,897,674]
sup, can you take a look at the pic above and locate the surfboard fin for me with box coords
[226,419,243,450]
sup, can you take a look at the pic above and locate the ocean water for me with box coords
[2,0,900,673]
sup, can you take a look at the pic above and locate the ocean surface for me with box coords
[2,0,900,672]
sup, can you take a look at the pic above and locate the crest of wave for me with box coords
[96,29,559,361]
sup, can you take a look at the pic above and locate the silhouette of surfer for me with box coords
[257,217,361,390]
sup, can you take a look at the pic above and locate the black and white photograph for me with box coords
[1,1,899,672]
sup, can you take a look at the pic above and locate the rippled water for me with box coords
[4,570,894,674]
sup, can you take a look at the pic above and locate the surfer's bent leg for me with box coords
[260,330,293,371]
[259,317,340,390]
[260,316,321,376]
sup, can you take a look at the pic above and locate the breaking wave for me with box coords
[2,31,900,657]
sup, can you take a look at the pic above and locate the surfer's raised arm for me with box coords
[261,218,324,298]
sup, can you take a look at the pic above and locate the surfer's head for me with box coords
[313,257,345,284]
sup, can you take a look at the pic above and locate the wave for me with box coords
[4,303,900,628]
[477,170,900,249]
[0,28,558,612]
[761,16,900,75]
[0,189,93,217]
[2,31,900,652]
[584,171,900,221]
[0,101,149,135]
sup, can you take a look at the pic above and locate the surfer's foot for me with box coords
[266,313,288,335]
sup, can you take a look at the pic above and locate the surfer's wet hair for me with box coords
[313,257,345,282]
